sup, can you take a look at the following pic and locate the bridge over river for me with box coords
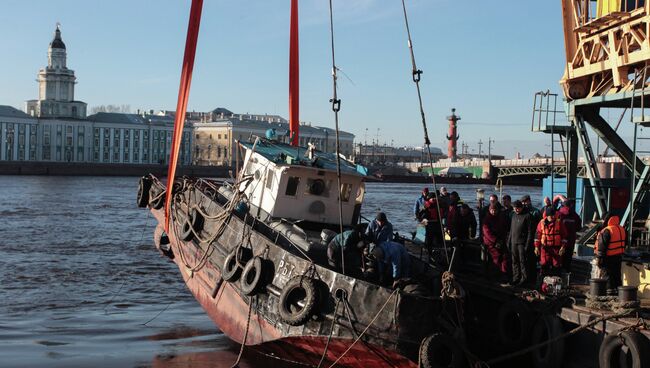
[404,156,648,180]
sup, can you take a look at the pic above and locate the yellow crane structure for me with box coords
[561,0,647,99]
[534,0,650,238]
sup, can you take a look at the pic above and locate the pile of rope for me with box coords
[441,271,465,299]
[585,294,641,313]
[585,295,617,310]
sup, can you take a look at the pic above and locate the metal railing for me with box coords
[573,0,645,28]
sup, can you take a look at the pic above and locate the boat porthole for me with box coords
[334,288,348,301]
[278,276,318,326]
[308,179,325,195]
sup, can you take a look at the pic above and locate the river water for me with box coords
[0,176,541,368]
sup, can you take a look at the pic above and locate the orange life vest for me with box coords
[540,219,562,247]
[596,225,626,256]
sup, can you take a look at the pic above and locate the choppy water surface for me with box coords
[0,176,540,367]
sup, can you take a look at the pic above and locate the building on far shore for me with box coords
[192,113,355,166]
[0,25,352,168]
[353,144,444,165]
[0,25,192,165]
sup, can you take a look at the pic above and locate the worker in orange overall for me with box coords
[595,213,626,294]
[534,207,568,274]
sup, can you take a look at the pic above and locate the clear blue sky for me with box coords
[0,0,611,158]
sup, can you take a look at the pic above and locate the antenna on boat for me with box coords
[400,0,450,267]
[327,0,346,275]
[164,0,204,232]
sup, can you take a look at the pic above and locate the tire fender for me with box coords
[531,314,565,368]
[419,333,467,368]
[240,257,270,296]
[221,247,251,282]
[180,208,204,241]
[149,187,165,210]
[137,175,152,208]
[496,299,534,351]
[153,225,174,259]
[599,330,650,368]
[278,276,319,326]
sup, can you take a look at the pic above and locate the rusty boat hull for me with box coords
[144,175,443,368]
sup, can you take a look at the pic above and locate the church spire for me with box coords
[48,23,67,70]
[50,23,66,50]
[26,23,86,119]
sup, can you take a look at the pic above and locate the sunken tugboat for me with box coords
[138,137,466,368]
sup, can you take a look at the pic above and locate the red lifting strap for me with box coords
[288,0,299,146]
[165,0,204,232]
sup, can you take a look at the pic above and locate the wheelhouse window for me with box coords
[285,176,300,196]
[340,183,352,202]
[266,169,274,189]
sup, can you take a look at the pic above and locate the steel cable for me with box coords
[399,0,450,266]
[328,0,347,275]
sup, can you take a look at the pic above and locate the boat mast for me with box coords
[288,0,299,146]
[165,0,204,231]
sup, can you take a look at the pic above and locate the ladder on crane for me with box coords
[623,65,650,237]
[531,91,569,196]
[574,115,608,217]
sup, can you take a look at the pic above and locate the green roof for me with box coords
[241,139,367,176]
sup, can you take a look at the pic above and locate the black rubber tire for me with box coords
[153,225,174,259]
[496,299,534,351]
[137,175,152,208]
[599,330,650,368]
[531,314,565,368]
[149,188,165,210]
[222,249,243,282]
[240,257,268,296]
[419,333,467,368]
[278,276,318,326]
[180,208,204,241]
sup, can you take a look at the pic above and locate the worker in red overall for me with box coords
[534,207,568,274]
[481,204,509,278]
[557,199,582,272]
[422,195,443,253]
